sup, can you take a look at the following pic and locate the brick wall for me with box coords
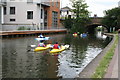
[45,0,60,29]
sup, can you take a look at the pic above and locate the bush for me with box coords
[18,26,30,30]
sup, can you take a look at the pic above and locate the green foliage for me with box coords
[70,0,89,18]
[18,26,30,30]
[63,17,73,30]
[91,34,118,78]
[70,17,87,33]
[112,31,118,34]
[69,0,90,33]
[96,27,103,31]
[101,7,120,32]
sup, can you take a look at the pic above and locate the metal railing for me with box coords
[1,24,66,31]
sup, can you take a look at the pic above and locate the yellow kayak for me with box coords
[34,44,51,52]
[50,45,67,53]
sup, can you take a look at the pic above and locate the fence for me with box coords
[0,24,65,31]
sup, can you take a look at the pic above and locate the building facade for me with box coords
[60,6,71,19]
[60,6,75,20]
[0,0,5,30]
[1,0,60,31]
[0,1,4,24]
[118,1,120,7]
[44,0,60,29]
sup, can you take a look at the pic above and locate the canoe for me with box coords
[73,34,77,36]
[50,46,65,53]
[80,34,87,37]
[34,44,51,52]
[35,37,50,41]
[50,45,69,53]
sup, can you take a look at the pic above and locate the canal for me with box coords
[2,32,112,78]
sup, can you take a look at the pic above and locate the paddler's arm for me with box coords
[58,46,60,49]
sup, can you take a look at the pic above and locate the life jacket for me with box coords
[38,43,45,47]
[53,44,59,49]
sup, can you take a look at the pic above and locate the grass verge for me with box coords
[91,34,118,78]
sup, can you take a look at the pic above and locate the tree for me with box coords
[70,0,90,33]
[63,16,73,30]
[101,7,120,32]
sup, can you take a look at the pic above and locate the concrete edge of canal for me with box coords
[77,33,117,78]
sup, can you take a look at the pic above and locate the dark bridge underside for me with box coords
[86,24,108,34]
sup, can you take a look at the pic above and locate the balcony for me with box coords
[34,0,50,7]
[0,0,7,5]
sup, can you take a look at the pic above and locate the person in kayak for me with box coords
[53,42,60,49]
[38,40,46,47]
[38,34,45,38]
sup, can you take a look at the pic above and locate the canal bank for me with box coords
[78,33,118,78]
[0,29,67,38]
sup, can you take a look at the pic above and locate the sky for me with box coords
[60,0,120,17]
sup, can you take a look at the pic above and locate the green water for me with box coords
[1,32,112,78]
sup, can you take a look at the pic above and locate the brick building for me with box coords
[1,0,60,31]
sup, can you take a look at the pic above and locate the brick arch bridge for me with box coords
[60,17,108,33]
[88,17,103,25]
[86,17,108,33]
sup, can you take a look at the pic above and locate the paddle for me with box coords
[30,44,52,48]
[64,45,70,49]
[30,45,37,48]
[35,37,50,41]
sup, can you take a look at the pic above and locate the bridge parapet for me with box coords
[89,17,103,25]
[60,17,104,26]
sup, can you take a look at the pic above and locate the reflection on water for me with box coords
[2,32,112,78]
[96,31,107,40]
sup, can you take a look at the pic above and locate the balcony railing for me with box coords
[0,0,7,5]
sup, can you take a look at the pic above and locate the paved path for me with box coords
[104,34,119,79]
[104,45,118,78]
[117,34,119,80]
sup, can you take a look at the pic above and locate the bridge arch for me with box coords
[85,17,109,33]
[60,17,110,33]
[86,23,108,34]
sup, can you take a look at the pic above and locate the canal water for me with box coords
[2,32,112,78]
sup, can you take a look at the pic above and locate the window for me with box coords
[56,1,59,7]
[27,0,33,3]
[67,11,69,14]
[10,19,15,21]
[10,7,15,15]
[51,0,54,6]
[10,0,15,1]
[27,11,33,19]
[44,10,48,28]
[4,7,6,15]
[1,0,7,4]
[0,7,1,24]
[52,11,58,27]
[41,9,43,19]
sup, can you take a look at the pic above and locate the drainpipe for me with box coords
[39,0,41,30]
[42,8,45,29]
[1,5,4,24]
